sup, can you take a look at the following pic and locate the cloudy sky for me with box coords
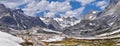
[0,0,110,18]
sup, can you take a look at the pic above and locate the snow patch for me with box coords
[41,35,65,42]
[42,28,62,34]
[0,31,24,46]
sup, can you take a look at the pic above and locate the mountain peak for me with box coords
[0,4,6,8]
[12,9,24,13]
[0,4,47,30]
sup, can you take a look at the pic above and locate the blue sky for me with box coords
[0,0,110,18]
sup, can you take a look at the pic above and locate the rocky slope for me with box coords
[63,0,120,37]
[0,4,47,30]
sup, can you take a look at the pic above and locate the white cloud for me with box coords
[96,1,108,9]
[0,0,81,17]
[23,0,50,16]
[25,0,94,17]
[23,0,72,17]
[0,0,31,8]
[0,0,108,17]
[23,0,41,16]
[44,1,71,17]
[61,7,85,18]
[75,0,95,6]
[47,1,71,12]
[44,12,55,17]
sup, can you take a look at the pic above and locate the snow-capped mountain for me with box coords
[40,17,62,30]
[40,16,80,28]
[53,16,79,27]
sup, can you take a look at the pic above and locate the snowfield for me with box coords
[0,31,24,46]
